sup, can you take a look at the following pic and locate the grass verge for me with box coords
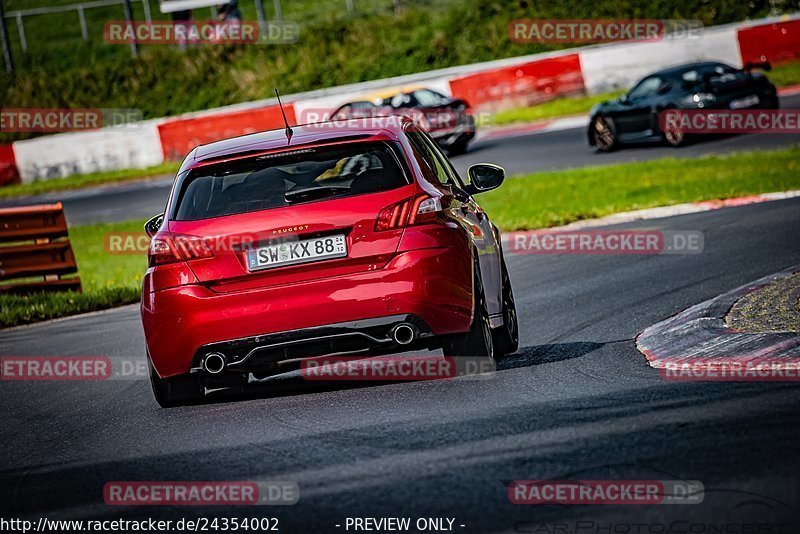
[480,145,800,230]
[490,91,624,126]
[0,220,146,328]
[0,162,180,200]
[2,146,799,327]
[768,60,800,88]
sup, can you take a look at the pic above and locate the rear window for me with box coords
[174,142,409,221]
[681,64,736,83]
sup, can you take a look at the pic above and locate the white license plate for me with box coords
[730,95,759,109]
[246,234,347,271]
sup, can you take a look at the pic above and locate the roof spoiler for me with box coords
[743,61,772,72]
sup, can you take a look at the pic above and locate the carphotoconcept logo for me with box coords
[0,108,142,132]
[509,230,703,255]
[509,19,702,43]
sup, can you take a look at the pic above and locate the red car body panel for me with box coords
[142,245,473,378]
[168,184,415,288]
[142,117,502,379]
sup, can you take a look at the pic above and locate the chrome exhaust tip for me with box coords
[392,323,416,345]
[203,352,227,374]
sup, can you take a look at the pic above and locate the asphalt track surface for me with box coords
[2,198,800,531]
[2,93,799,226]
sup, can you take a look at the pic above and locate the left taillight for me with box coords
[375,194,442,232]
[149,234,214,267]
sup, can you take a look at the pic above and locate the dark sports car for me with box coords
[588,61,779,151]
[332,89,476,155]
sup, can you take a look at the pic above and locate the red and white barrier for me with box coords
[11,120,164,184]
[4,14,799,184]
[157,104,297,162]
[737,18,800,65]
[449,53,584,111]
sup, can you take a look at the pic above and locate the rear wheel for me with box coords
[149,361,204,408]
[494,256,519,356]
[447,137,470,156]
[445,267,495,365]
[592,115,618,152]
[661,106,687,147]
[663,128,686,147]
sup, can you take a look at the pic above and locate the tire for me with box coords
[768,94,780,110]
[149,361,204,408]
[493,256,519,356]
[661,107,687,147]
[591,115,618,152]
[663,128,686,147]
[445,263,496,365]
[447,137,469,156]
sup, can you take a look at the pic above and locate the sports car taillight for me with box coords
[149,234,215,266]
[375,194,442,232]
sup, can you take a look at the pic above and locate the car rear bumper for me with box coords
[142,246,473,378]
[190,313,435,381]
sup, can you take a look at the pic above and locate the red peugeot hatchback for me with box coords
[141,116,518,407]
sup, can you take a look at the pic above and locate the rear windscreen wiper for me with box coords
[284,185,351,203]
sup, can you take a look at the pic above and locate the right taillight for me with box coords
[375,194,442,232]
[149,234,214,266]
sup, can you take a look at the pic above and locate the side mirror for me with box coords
[618,93,629,103]
[144,213,164,238]
[466,163,505,194]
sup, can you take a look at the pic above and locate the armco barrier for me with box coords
[12,120,164,183]
[0,203,82,294]
[158,104,297,161]
[449,54,584,111]
[737,19,800,65]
